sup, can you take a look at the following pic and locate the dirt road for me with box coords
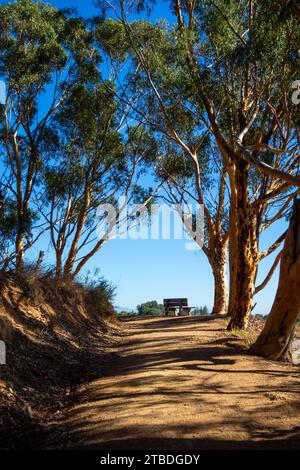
[49,316,300,450]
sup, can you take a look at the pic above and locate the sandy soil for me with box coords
[48,316,300,450]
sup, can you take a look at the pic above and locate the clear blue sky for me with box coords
[0,0,287,314]
[0,80,5,104]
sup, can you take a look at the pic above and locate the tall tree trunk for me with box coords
[211,242,228,315]
[63,188,91,278]
[15,161,25,272]
[15,232,24,272]
[227,161,259,330]
[55,251,63,279]
[251,199,300,360]
[15,205,25,272]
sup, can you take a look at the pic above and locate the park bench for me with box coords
[163,298,193,316]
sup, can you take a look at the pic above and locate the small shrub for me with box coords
[80,269,116,322]
[137,300,164,316]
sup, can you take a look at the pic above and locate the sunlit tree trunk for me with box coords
[15,231,25,272]
[251,199,300,360]
[63,188,91,278]
[14,136,25,272]
[227,161,259,330]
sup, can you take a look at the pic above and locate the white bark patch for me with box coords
[290,337,300,365]
[0,341,6,365]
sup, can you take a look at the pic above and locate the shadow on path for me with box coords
[47,316,300,450]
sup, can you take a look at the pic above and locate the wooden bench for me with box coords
[163,298,193,316]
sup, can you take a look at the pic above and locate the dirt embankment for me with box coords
[0,272,122,449]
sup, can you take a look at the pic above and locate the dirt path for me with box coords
[49,316,300,450]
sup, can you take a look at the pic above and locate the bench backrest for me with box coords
[163,298,188,308]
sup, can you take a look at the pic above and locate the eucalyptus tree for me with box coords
[104,0,300,330]
[0,0,96,270]
[251,198,300,360]
[43,82,156,279]
[171,0,300,331]
[155,138,230,315]
[97,16,231,314]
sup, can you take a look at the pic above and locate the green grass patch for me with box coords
[228,328,247,337]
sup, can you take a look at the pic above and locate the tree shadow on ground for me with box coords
[42,316,300,450]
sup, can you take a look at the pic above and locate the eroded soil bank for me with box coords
[0,272,121,449]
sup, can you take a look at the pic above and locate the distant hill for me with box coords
[114,306,136,314]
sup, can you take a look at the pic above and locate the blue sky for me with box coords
[32,214,284,314]
[0,80,5,104]
[0,0,287,313]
